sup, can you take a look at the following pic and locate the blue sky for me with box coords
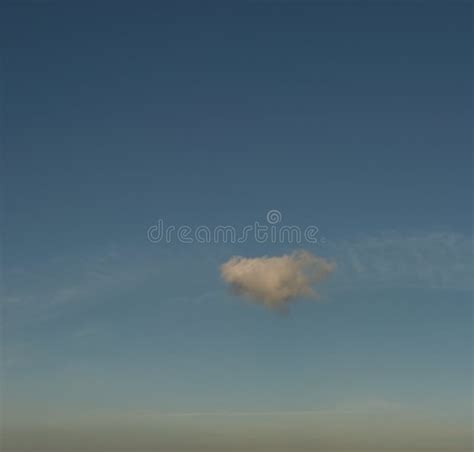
[1,2,472,451]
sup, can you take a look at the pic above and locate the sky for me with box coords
[1,1,473,451]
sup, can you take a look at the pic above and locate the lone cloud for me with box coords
[220,250,335,310]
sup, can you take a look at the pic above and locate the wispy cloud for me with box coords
[326,232,473,292]
[66,397,403,423]
[3,246,161,324]
[4,232,471,325]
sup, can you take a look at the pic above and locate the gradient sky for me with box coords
[1,2,472,451]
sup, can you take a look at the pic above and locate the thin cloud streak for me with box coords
[326,232,473,292]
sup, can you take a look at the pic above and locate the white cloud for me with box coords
[220,250,335,309]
